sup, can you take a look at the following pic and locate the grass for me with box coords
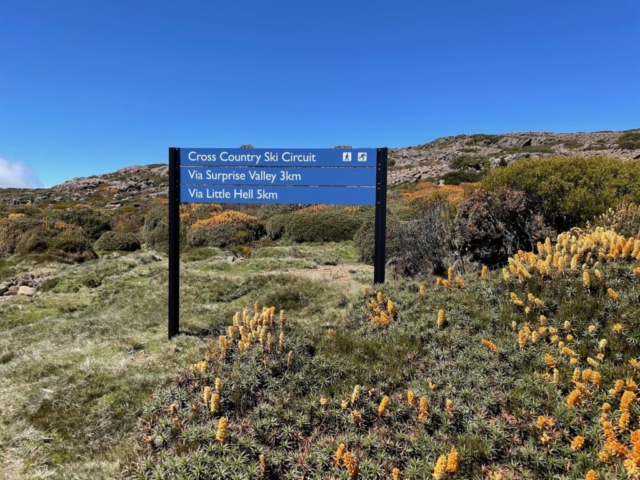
[0,243,367,479]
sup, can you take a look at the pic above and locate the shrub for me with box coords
[455,188,554,266]
[617,130,640,150]
[142,205,170,253]
[279,206,370,243]
[441,170,484,185]
[49,227,97,262]
[94,231,141,252]
[14,226,59,255]
[590,202,640,238]
[265,213,289,240]
[0,216,42,257]
[187,211,264,248]
[55,207,111,241]
[353,213,402,265]
[482,156,640,230]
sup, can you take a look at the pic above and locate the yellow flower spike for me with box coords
[343,451,359,479]
[319,396,329,407]
[215,417,228,442]
[571,435,585,451]
[627,379,638,391]
[446,399,454,417]
[503,268,511,283]
[446,446,459,473]
[482,339,498,352]
[607,288,619,301]
[335,443,345,466]
[286,351,294,368]
[567,389,582,408]
[553,369,560,384]
[437,310,445,329]
[455,276,466,289]
[595,269,603,283]
[378,396,390,416]
[544,354,557,369]
[442,279,451,290]
[630,359,640,370]
[341,399,349,411]
[447,267,454,282]
[228,325,236,340]
[361,286,369,296]
[481,265,488,277]
[387,300,396,317]
[596,353,604,362]
[377,291,385,304]
[531,331,540,343]
[407,390,417,408]
[419,284,427,294]
[613,323,623,334]
[203,386,212,404]
[539,315,547,326]
[210,393,220,413]
[436,277,443,286]
[392,467,401,480]
[566,334,574,343]
[585,470,598,480]
[418,396,429,421]
[570,358,578,365]
[279,310,286,330]
[583,271,591,289]
[279,332,285,351]
[350,410,362,424]
[620,412,630,432]
[215,377,222,395]
[564,321,571,331]
[351,385,361,404]
[259,455,266,480]
[518,330,527,349]
[432,455,447,480]
[429,382,436,390]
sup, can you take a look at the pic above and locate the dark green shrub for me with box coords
[482,156,640,231]
[94,231,141,251]
[0,216,42,257]
[187,211,264,248]
[256,204,301,220]
[617,130,640,150]
[455,188,554,266]
[55,207,111,241]
[353,213,402,265]
[280,207,369,243]
[265,214,289,240]
[15,227,59,255]
[142,205,170,253]
[442,170,484,185]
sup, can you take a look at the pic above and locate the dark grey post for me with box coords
[373,148,388,284]
[168,148,180,339]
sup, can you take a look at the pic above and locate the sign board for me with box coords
[168,147,388,339]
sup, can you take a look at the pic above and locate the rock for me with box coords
[105,202,123,208]
[225,256,235,264]
[0,286,7,296]
[17,286,35,296]
[6,286,18,296]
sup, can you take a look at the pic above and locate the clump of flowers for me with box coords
[482,339,498,352]
[418,396,429,421]
[215,417,228,443]
[432,455,447,480]
[378,396,390,415]
[437,310,445,329]
[446,446,459,473]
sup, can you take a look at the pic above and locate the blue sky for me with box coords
[1,0,639,187]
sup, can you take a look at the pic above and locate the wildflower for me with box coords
[341,399,349,411]
[512,321,518,330]
[539,315,547,325]
[436,277,443,286]
[219,335,229,355]
[203,386,212,404]
[624,460,639,478]
[620,412,631,432]
[319,396,329,407]
[531,331,540,343]
[169,403,178,415]
[351,385,361,403]
[215,377,222,395]
[378,396,390,415]
[361,286,369,296]
[595,269,603,283]
[628,379,638,391]
[432,455,447,480]
[566,334,574,343]
[525,306,531,315]
[598,450,610,462]
[621,390,637,412]
[539,327,548,337]
[429,382,437,390]
[596,353,604,361]
[536,415,555,429]
[446,399,454,417]
[540,432,551,445]
[607,288,619,301]
[392,468,401,480]
[351,410,362,424]
[587,357,600,368]
[419,284,427,294]
[377,291,385,304]
[631,359,640,369]
[503,269,511,283]
[407,390,417,408]
[583,271,591,289]
[571,435,585,451]
[586,471,598,480]
[215,417,228,442]
[481,265,488,277]
[447,267,454,282]
[544,354,557,369]
[279,332,285,351]
[210,393,220,413]
[446,446,459,473]
[418,396,428,421]
[570,358,578,365]
[259,455,266,479]
[287,351,293,368]
[455,276,466,289]
[599,339,607,351]
[602,402,611,413]
[567,389,582,408]
[518,330,527,349]
[387,300,396,317]
[482,339,498,352]
[553,369,560,384]
[335,443,345,466]
[588,324,596,333]
[437,310,445,329]
[551,334,559,343]
[613,323,623,333]
[343,452,358,479]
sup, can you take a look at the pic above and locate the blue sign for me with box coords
[180,148,377,167]
[180,167,376,186]
[180,186,376,205]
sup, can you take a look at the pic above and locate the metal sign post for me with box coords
[168,147,387,339]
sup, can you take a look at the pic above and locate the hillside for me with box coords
[2,129,639,208]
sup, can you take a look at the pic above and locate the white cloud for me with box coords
[0,158,43,188]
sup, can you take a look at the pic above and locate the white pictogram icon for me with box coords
[357,152,367,162]
[343,152,352,162]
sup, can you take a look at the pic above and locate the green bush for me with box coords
[353,213,402,265]
[94,231,141,252]
[186,211,264,248]
[14,226,59,255]
[279,207,370,243]
[142,205,170,253]
[55,207,111,241]
[441,170,484,185]
[0,216,42,257]
[482,156,640,231]
[617,130,640,150]
[265,213,289,240]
